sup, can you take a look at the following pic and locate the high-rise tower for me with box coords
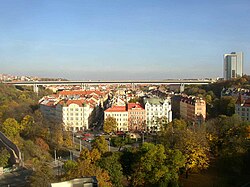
[224,52,243,80]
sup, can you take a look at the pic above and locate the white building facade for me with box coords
[104,106,128,131]
[39,91,106,131]
[144,97,172,131]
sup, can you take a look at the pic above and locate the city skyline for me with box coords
[1,0,250,80]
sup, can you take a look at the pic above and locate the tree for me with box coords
[65,148,112,187]
[29,163,55,187]
[92,136,108,154]
[21,115,34,137]
[158,119,187,148]
[0,118,21,140]
[158,119,210,177]
[206,115,250,177]
[111,136,126,151]
[98,152,123,187]
[50,124,64,149]
[35,137,50,152]
[63,160,77,176]
[130,143,185,186]
[63,131,73,148]
[0,147,10,167]
[176,129,209,177]
[206,115,249,157]
[103,116,117,133]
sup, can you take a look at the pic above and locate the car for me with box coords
[83,133,91,137]
[95,133,103,137]
[82,137,94,142]
[82,137,88,141]
[75,134,83,138]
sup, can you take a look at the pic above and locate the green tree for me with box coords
[50,124,64,149]
[158,119,210,177]
[131,143,185,186]
[29,163,55,187]
[65,148,112,187]
[214,96,236,116]
[92,136,109,154]
[0,147,10,167]
[21,115,34,137]
[98,152,123,187]
[111,136,127,151]
[103,116,117,133]
[206,115,250,177]
[63,160,77,175]
[0,118,21,140]
[176,129,209,177]
[63,131,73,148]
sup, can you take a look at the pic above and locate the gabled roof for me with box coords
[105,106,127,112]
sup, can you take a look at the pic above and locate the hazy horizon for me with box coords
[1,0,250,80]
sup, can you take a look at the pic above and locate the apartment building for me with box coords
[104,102,146,132]
[235,95,250,121]
[127,103,146,131]
[40,90,107,131]
[180,96,206,124]
[143,97,172,131]
[104,106,128,131]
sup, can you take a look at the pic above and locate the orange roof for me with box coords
[66,100,84,107]
[243,98,250,107]
[59,90,104,96]
[105,106,127,112]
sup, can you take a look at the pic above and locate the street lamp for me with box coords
[108,137,111,152]
[72,131,75,144]
[80,139,82,152]
[54,149,57,164]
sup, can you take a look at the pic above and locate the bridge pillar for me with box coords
[33,84,39,94]
[83,84,87,90]
[131,83,135,90]
[180,84,185,93]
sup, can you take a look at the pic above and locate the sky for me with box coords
[0,0,250,80]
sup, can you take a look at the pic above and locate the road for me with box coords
[0,168,32,187]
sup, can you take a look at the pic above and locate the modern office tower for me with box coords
[224,52,243,80]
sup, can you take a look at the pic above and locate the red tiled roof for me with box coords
[66,100,84,107]
[243,98,250,107]
[59,90,104,96]
[105,106,127,112]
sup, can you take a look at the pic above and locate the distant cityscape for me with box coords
[0,51,249,186]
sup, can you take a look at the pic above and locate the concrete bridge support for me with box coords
[33,84,39,94]
[180,83,185,93]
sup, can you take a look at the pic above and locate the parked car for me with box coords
[82,137,94,142]
[83,133,91,137]
[75,134,83,138]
